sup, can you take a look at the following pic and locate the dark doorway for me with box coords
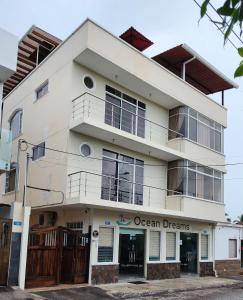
[241,240,243,268]
[119,228,145,277]
[0,219,12,286]
[180,232,198,274]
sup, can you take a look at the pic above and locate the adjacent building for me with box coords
[0,19,241,288]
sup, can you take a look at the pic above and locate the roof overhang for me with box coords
[152,43,238,95]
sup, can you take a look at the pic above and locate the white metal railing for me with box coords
[71,92,183,145]
[67,170,181,208]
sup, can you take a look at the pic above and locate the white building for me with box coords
[0,19,241,288]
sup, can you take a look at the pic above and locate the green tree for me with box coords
[200,0,243,77]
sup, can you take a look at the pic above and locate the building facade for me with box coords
[0,19,240,288]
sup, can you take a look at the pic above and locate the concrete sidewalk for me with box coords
[100,276,241,299]
[0,286,44,300]
[29,276,242,300]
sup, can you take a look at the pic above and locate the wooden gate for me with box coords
[0,218,12,286]
[25,227,90,288]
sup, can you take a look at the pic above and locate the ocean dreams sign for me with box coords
[116,215,190,231]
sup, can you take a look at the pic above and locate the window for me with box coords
[83,75,94,89]
[66,222,83,231]
[149,231,160,261]
[167,160,223,203]
[98,227,114,262]
[229,239,237,258]
[5,163,17,193]
[36,81,48,100]
[201,234,209,260]
[32,142,45,161]
[169,106,224,153]
[80,143,91,157]
[166,232,176,260]
[105,85,146,138]
[9,110,22,140]
[101,149,144,205]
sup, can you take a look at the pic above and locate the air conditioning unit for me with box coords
[39,211,57,227]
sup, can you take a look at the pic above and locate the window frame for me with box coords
[35,81,49,101]
[201,234,209,260]
[97,226,114,263]
[229,239,237,259]
[32,142,46,161]
[166,231,176,261]
[105,85,146,138]
[167,159,224,203]
[4,163,17,194]
[9,109,23,140]
[101,149,144,205]
[168,106,224,154]
[149,230,161,261]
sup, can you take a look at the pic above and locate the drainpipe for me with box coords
[181,56,196,80]
[212,224,218,277]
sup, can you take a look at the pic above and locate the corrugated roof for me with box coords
[152,44,238,94]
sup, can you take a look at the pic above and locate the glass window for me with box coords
[168,106,224,153]
[5,163,16,193]
[9,110,22,140]
[167,167,186,196]
[80,144,91,157]
[101,150,144,205]
[166,232,176,260]
[229,239,237,258]
[201,234,209,260]
[168,159,223,202]
[188,170,196,197]
[189,117,197,142]
[32,142,45,161]
[149,231,160,261]
[98,227,114,262]
[105,85,146,138]
[36,81,48,100]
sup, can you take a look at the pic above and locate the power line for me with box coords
[193,0,239,50]
[208,2,243,46]
[21,139,243,169]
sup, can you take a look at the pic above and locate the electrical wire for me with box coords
[193,0,239,50]
[21,139,243,169]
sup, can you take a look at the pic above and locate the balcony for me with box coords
[69,92,226,170]
[70,92,185,161]
[66,170,226,222]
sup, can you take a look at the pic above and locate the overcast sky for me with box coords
[1,0,243,221]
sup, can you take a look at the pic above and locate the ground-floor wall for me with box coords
[90,209,215,284]
[24,208,243,287]
[214,223,243,277]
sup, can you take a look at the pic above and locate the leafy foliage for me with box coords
[200,0,243,77]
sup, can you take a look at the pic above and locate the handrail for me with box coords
[72,92,184,137]
[68,169,182,195]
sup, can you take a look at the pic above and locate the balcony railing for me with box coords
[71,92,183,145]
[67,170,180,208]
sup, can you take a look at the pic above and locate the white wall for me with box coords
[215,223,243,260]
[0,27,18,82]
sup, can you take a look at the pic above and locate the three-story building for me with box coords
[0,19,239,288]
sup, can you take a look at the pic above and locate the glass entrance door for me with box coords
[180,232,198,274]
[119,228,145,276]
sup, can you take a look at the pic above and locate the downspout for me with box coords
[212,224,218,277]
[181,56,196,80]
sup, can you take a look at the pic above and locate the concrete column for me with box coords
[18,206,31,290]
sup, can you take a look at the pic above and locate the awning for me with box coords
[152,44,238,94]
[120,26,153,52]
[3,26,61,98]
